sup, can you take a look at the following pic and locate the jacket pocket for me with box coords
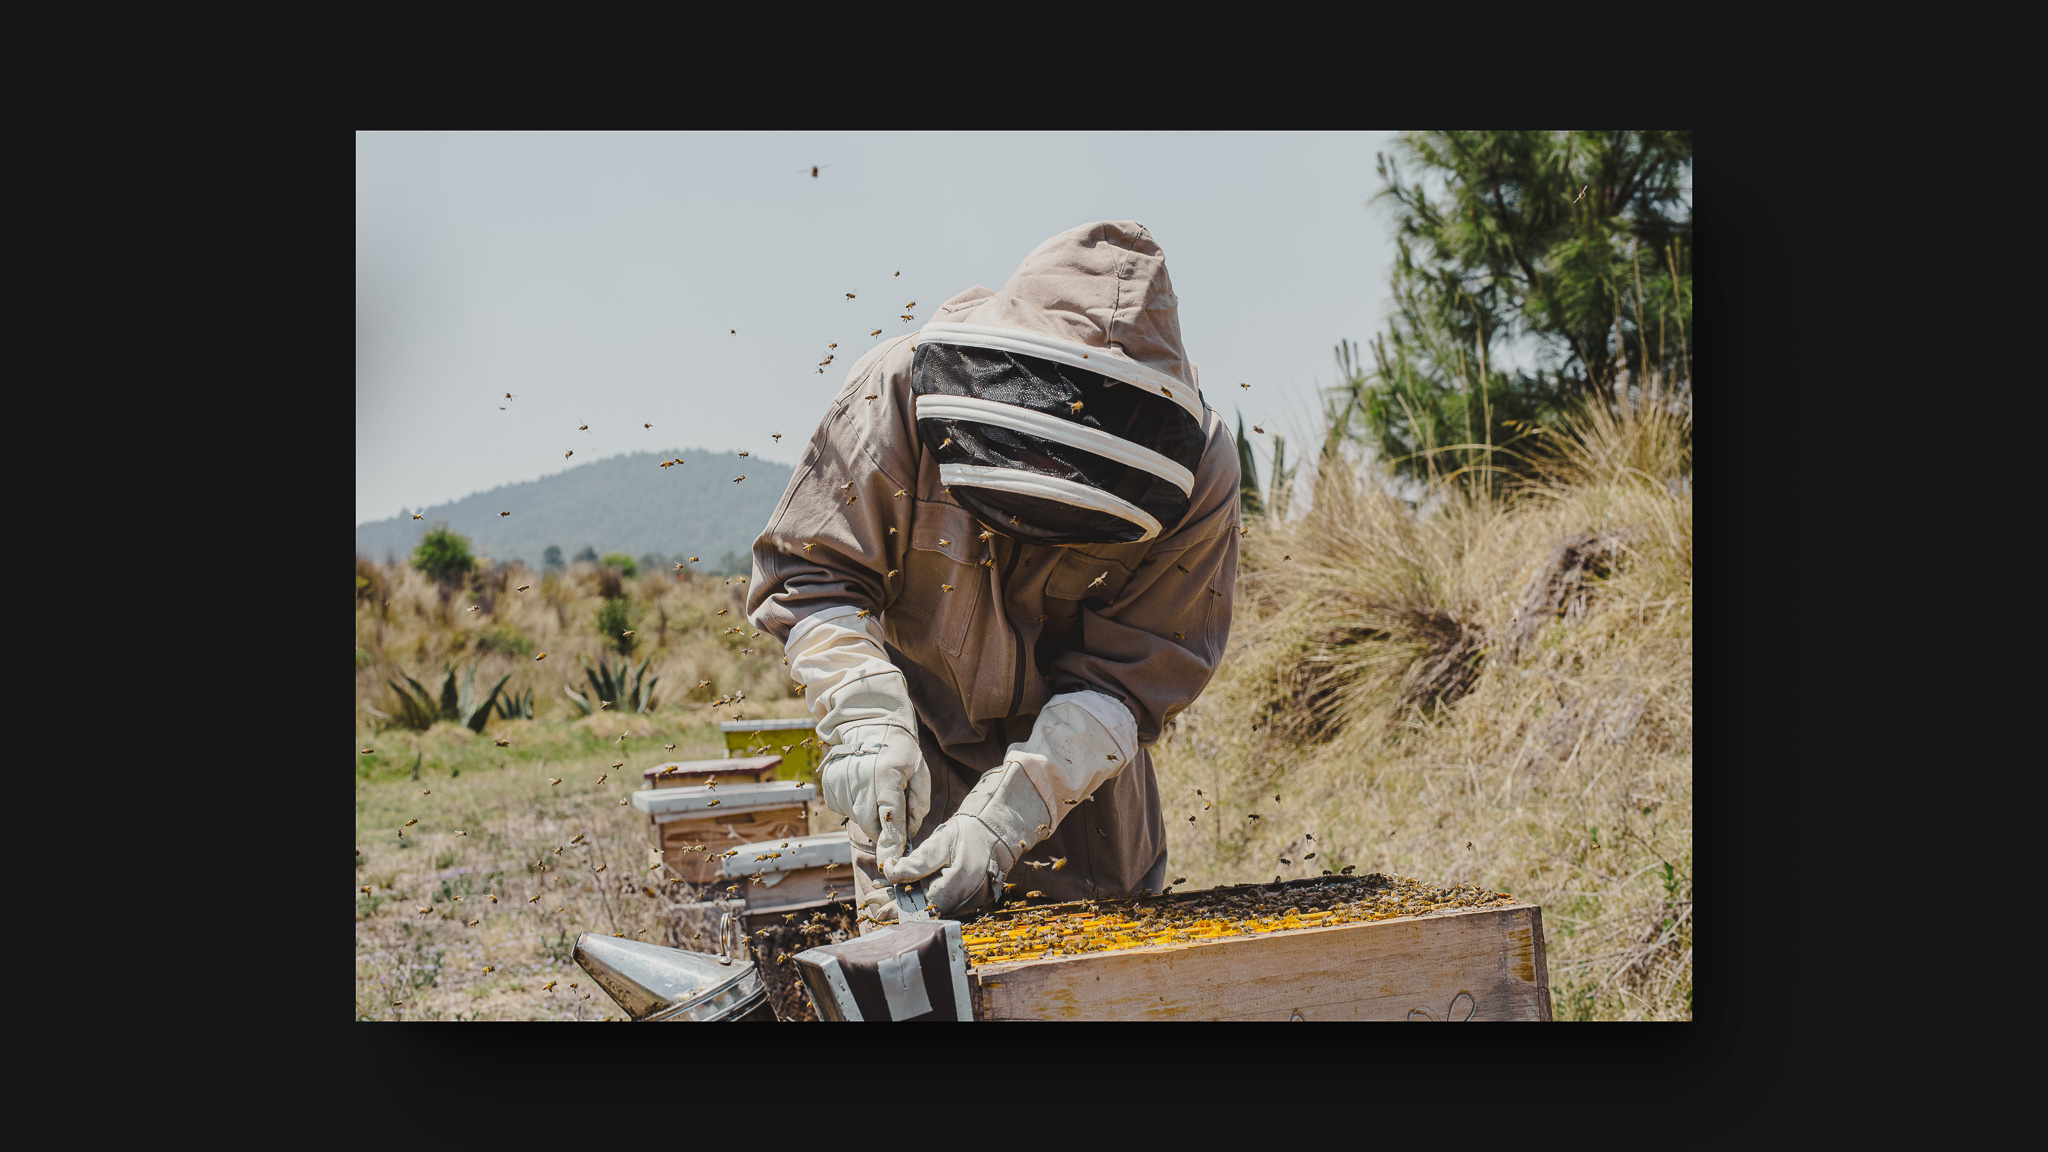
[1044,548,1135,605]
[903,500,987,658]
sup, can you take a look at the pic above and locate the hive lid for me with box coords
[642,755,781,783]
[632,779,816,819]
[721,832,854,878]
[573,933,756,1021]
[720,717,819,733]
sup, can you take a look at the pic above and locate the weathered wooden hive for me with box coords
[629,765,815,884]
[957,873,1551,1021]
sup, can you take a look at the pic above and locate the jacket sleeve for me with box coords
[747,338,920,647]
[1046,414,1240,746]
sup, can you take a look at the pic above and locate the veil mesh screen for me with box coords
[911,343,1205,546]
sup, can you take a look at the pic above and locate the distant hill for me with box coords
[355,449,795,571]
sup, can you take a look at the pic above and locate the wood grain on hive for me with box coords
[969,904,1550,1021]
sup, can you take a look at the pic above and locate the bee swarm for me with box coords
[959,873,1516,967]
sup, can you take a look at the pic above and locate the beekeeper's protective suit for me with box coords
[747,221,1239,929]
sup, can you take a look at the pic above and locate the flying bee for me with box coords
[645,422,653,429]
[1253,425,1265,434]
[360,747,375,755]
[855,608,871,618]
[1088,572,1108,589]
[1240,525,1251,537]
[570,833,586,845]
[500,510,510,516]
[1173,631,1186,640]
[941,583,954,592]
[901,314,914,322]
[417,906,432,915]
[871,329,882,336]
[803,542,816,552]
[517,583,530,592]
[361,885,373,895]
[548,777,562,786]
[1240,382,1250,389]
[1209,588,1222,597]
[412,513,422,520]
[1051,857,1068,871]
[1176,563,1191,575]
[733,475,745,482]
[543,981,557,992]
[1248,813,1261,822]
[690,557,699,563]
[1026,891,1045,898]
[403,819,418,827]
[1068,401,1084,414]
[938,437,952,450]
[579,424,588,431]
[886,569,900,579]
[979,529,994,541]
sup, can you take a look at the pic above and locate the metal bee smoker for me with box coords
[574,927,776,1022]
[790,917,973,1022]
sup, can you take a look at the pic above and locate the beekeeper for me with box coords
[748,221,1239,929]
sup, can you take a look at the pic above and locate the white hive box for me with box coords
[632,779,818,884]
[721,832,855,916]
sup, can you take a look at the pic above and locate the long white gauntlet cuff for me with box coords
[1005,690,1138,836]
[787,614,905,744]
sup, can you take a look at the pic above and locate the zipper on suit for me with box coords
[1001,540,1026,720]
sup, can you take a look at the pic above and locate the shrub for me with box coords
[601,553,639,579]
[596,597,638,654]
[412,525,477,585]
[543,545,565,571]
[475,625,534,658]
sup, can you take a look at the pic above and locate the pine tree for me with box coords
[1332,131,1692,490]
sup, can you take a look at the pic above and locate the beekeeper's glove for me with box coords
[883,691,1134,917]
[788,611,931,873]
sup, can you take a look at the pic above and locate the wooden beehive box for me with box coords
[641,755,783,790]
[723,832,855,920]
[968,902,1551,1021]
[630,777,817,884]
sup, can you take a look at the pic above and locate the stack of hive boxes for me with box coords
[631,755,815,884]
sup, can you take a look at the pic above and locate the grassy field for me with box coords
[356,394,1691,1022]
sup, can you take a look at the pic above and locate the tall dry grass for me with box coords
[354,561,809,733]
[1154,391,1693,1020]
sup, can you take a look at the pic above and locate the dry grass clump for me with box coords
[1155,391,1692,1020]
[354,562,806,734]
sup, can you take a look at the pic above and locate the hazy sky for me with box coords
[356,131,1405,526]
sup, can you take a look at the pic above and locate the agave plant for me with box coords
[495,686,535,721]
[564,655,659,716]
[385,664,511,733]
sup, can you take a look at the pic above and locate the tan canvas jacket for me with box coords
[747,222,1238,900]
